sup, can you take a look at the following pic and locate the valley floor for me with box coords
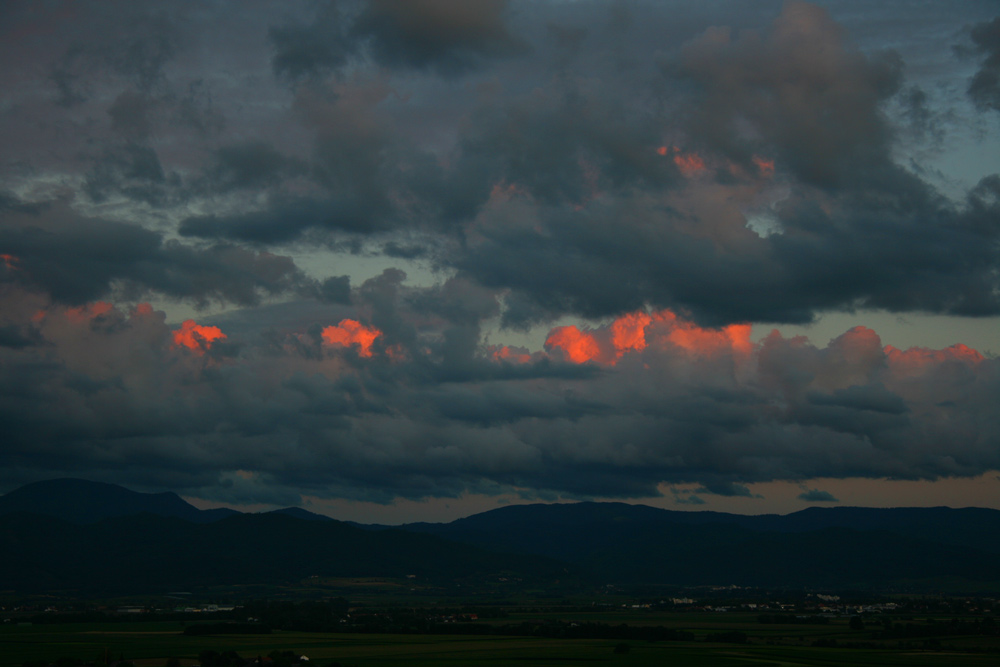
[2,613,998,667]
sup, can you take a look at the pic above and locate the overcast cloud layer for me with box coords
[1,1,998,514]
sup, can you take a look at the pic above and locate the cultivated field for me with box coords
[2,614,998,667]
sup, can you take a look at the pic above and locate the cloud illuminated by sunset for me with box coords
[173,319,226,352]
[885,343,984,375]
[673,150,706,176]
[65,301,114,323]
[544,309,753,365]
[611,311,654,355]
[1,0,999,520]
[656,146,708,176]
[544,325,603,363]
[489,344,533,364]
[753,156,776,177]
[321,319,382,357]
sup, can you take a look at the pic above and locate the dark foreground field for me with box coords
[3,612,998,667]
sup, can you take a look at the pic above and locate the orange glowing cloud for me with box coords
[1,253,20,270]
[628,309,753,358]
[674,152,706,176]
[132,303,155,317]
[610,311,653,355]
[173,319,226,352]
[321,319,382,357]
[660,145,707,176]
[753,155,775,177]
[663,320,754,357]
[488,180,529,204]
[885,343,984,376]
[385,343,408,362]
[489,344,533,364]
[544,325,602,364]
[65,301,114,323]
[657,146,707,176]
[545,309,754,365]
[831,326,883,362]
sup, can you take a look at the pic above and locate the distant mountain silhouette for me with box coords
[2,480,999,594]
[0,510,570,595]
[747,505,1000,553]
[0,478,239,524]
[265,506,334,521]
[0,478,348,526]
[400,501,1000,555]
[395,501,1000,590]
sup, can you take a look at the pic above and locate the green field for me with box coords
[1,619,997,667]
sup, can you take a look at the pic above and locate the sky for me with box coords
[1,0,999,523]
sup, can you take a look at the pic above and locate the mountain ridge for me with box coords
[3,479,999,595]
[0,478,240,524]
[5,478,996,530]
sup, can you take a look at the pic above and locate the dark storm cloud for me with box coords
[180,75,449,243]
[806,384,908,415]
[317,275,352,304]
[697,482,756,498]
[454,75,675,205]
[455,166,1000,327]
[896,85,943,145]
[353,0,525,74]
[763,176,1000,318]
[2,264,997,505]
[48,7,179,106]
[1,1,999,508]
[0,202,320,307]
[269,2,359,81]
[203,142,305,193]
[83,143,175,206]
[967,17,1000,112]
[674,1,903,187]
[408,276,500,326]
[56,0,997,330]
[439,2,1000,326]
[0,324,43,349]
[107,89,155,138]
[798,489,839,502]
[179,198,337,244]
[268,0,523,81]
